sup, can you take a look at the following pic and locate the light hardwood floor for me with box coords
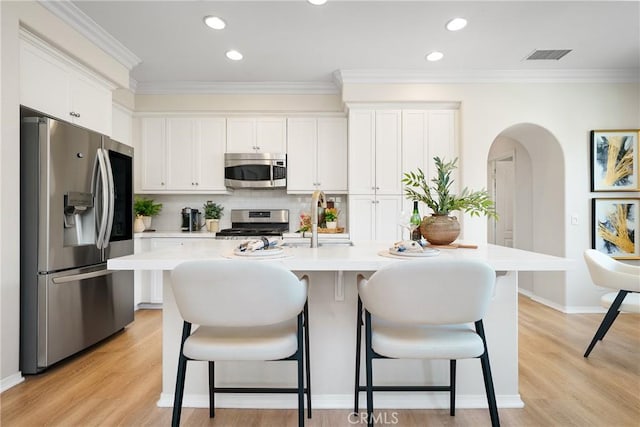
[1,295,638,426]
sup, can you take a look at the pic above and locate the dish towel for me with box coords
[237,237,283,252]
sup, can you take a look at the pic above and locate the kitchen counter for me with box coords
[108,240,572,411]
[134,230,217,238]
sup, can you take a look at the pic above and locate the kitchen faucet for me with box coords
[310,190,326,248]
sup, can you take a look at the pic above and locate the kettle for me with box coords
[181,207,202,232]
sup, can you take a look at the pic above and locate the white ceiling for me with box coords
[65,0,639,92]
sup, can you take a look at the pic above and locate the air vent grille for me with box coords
[526,49,572,60]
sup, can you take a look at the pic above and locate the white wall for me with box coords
[342,82,640,312]
[0,1,130,389]
[488,136,534,294]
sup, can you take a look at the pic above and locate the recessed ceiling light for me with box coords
[226,50,243,61]
[203,16,226,30]
[308,0,327,5]
[446,17,467,31]
[425,51,444,62]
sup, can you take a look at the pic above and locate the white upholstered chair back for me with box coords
[171,260,308,327]
[358,259,495,325]
[584,249,640,292]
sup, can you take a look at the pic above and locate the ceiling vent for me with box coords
[525,49,572,60]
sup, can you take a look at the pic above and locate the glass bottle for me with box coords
[410,201,422,240]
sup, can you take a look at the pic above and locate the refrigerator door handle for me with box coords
[51,268,113,284]
[95,149,109,249]
[102,148,115,248]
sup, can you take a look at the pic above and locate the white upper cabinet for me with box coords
[226,117,286,153]
[19,32,112,136]
[138,117,227,193]
[402,109,458,197]
[287,117,347,194]
[348,109,402,195]
[140,118,167,191]
[402,109,457,178]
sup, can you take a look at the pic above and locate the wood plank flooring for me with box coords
[1,295,638,426]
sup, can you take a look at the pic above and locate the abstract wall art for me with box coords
[592,198,639,259]
[590,130,639,191]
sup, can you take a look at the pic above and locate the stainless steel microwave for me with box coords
[224,153,287,189]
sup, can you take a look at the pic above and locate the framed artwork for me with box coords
[592,198,640,259]
[590,130,639,191]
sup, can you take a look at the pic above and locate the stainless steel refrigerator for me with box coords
[20,107,134,374]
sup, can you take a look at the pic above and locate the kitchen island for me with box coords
[108,240,572,411]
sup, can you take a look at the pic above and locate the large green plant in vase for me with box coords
[402,157,497,245]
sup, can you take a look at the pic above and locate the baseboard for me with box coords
[157,392,524,409]
[518,289,605,314]
[0,372,24,393]
[137,302,163,310]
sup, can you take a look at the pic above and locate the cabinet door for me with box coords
[69,73,112,136]
[348,110,375,194]
[226,118,256,152]
[375,110,402,195]
[197,118,226,191]
[427,110,458,192]
[317,118,347,193]
[376,195,403,242]
[256,117,287,152]
[20,40,69,121]
[140,118,167,191]
[166,119,196,190]
[348,195,376,241]
[402,110,427,177]
[287,118,317,192]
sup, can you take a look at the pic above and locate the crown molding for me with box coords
[38,0,141,71]
[135,81,340,95]
[337,69,640,84]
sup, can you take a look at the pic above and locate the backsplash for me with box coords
[140,190,347,233]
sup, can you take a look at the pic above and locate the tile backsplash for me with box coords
[139,190,347,232]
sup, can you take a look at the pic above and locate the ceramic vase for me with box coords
[133,216,146,233]
[326,221,337,229]
[206,219,220,233]
[420,214,460,245]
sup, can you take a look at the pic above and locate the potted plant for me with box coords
[203,201,224,232]
[134,196,163,230]
[323,208,339,229]
[402,157,497,245]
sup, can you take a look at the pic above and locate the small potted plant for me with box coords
[203,201,224,232]
[324,208,339,229]
[402,157,496,245]
[134,196,163,230]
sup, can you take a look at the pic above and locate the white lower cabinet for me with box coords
[348,195,403,242]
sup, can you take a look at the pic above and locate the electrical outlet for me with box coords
[570,215,579,225]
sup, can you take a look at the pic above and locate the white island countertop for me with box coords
[109,239,572,272]
[107,239,573,411]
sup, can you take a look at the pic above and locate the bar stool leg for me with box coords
[208,361,215,418]
[304,301,312,418]
[354,296,363,413]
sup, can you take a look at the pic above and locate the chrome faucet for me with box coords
[310,190,326,248]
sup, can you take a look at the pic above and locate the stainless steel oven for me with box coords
[224,153,286,189]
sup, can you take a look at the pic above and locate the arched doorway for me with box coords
[487,123,567,307]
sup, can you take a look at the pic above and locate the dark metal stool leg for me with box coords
[354,296,363,413]
[450,359,456,416]
[297,314,305,427]
[303,301,312,418]
[209,361,215,418]
[365,310,374,427]
[172,322,192,427]
[476,320,500,427]
[584,290,628,357]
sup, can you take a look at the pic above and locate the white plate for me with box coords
[386,248,440,257]
[233,247,284,257]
